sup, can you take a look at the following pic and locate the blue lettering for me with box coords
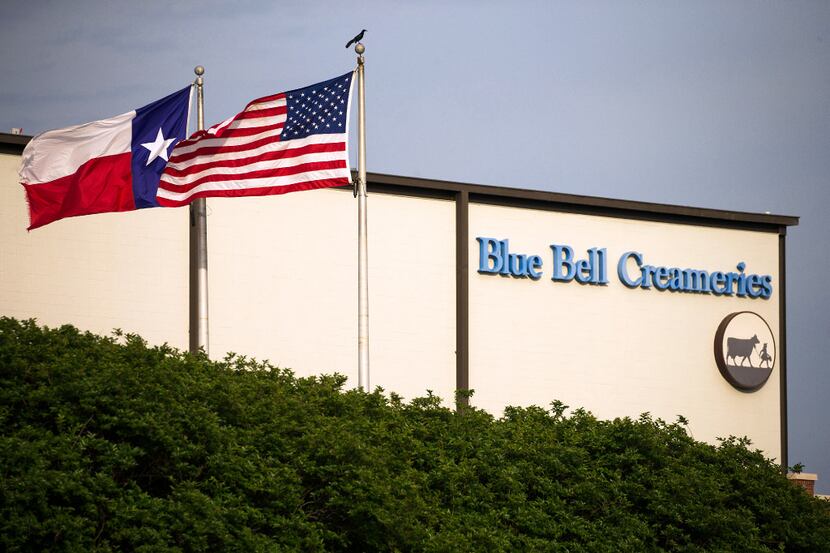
[682,269,710,293]
[653,266,670,291]
[596,248,608,284]
[482,240,771,300]
[736,262,748,296]
[725,272,738,295]
[509,252,528,277]
[710,271,727,295]
[668,268,683,291]
[747,274,764,298]
[477,237,544,280]
[499,240,511,276]
[477,237,503,274]
[761,275,773,298]
[527,255,543,280]
[640,265,656,289]
[575,259,592,284]
[551,245,575,282]
[617,251,643,288]
[585,248,604,284]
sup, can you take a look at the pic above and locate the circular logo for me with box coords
[714,312,776,392]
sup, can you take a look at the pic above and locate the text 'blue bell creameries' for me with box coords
[477,236,773,299]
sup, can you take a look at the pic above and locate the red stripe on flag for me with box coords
[214,124,285,138]
[164,142,346,178]
[23,152,134,230]
[158,160,348,193]
[173,123,285,150]
[234,106,287,120]
[245,92,285,107]
[156,177,351,208]
[169,133,284,164]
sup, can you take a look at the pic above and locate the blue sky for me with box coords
[2,1,829,491]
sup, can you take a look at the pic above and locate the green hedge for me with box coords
[1,317,828,551]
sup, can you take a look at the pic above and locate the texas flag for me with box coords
[19,87,191,230]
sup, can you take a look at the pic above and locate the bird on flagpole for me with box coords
[346,29,366,48]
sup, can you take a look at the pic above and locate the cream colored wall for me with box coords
[0,153,189,348]
[1,151,458,404]
[204,189,457,403]
[468,203,781,460]
[1,148,784,457]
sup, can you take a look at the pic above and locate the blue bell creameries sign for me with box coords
[476,237,773,299]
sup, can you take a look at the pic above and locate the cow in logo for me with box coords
[726,334,760,367]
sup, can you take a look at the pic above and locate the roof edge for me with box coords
[366,172,799,229]
[0,132,30,153]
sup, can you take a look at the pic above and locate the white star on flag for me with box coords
[141,128,176,165]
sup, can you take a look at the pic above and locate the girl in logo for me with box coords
[759,343,772,368]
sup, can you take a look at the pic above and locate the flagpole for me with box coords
[190,65,209,355]
[355,43,369,390]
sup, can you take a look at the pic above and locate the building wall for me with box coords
[468,203,781,458]
[206,190,457,403]
[0,152,190,349]
[1,150,783,459]
[1,151,457,404]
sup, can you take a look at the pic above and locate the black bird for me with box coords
[346,29,366,48]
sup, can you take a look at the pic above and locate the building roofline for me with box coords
[1,132,799,229]
[365,173,798,230]
[0,132,31,154]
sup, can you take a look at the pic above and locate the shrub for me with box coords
[1,317,828,551]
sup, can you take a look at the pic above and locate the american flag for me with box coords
[156,72,354,207]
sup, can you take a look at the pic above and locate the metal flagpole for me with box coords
[189,65,209,355]
[355,43,369,390]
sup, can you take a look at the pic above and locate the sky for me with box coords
[1,1,828,491]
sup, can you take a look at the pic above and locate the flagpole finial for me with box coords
[355,43,365,56]
[194,65,205,86]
